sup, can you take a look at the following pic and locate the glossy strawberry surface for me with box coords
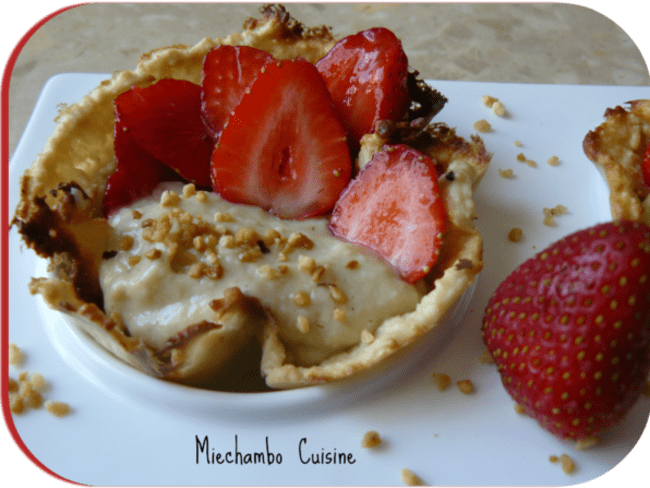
[210,58,352,220]
[329,144,446,283]
[316,27,411,152]
[483,221,650,440]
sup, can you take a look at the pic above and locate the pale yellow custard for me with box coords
[100,183,423,366]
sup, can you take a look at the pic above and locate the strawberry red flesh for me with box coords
[114,79,213,187]
[104,118,183,217]
[329,144,446,283]
[210,58,352,220]
[316,27,411,152]
[201,45,274,140]
[483,221,650,441]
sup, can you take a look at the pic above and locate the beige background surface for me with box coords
[7,2,650,158]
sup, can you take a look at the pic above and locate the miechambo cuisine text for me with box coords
[196,435,357,465]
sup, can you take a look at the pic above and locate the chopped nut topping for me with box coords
[514,404,525,414]
[298,255,316,273]
[219,234,236,249]
[361,329,375,344]
[235,227,261,246]
[296,315,311,334]
[128,255,142,266]
[328,284,348,304]
[132,209,143,219]
[195,190,208,202]
[457,379,474,394]
[575,437,599,450]
[333,308,346,322]
[293,291,311,307]
[120,235,134,251]
[361,430,382,448]
[311,265,326,282]
[346,260,360,270]
[145,248,162,260]
[508,227,523,242]
[188,262,207,279]
[432,373,451,391]
[239,247,263,262]
[214,211,234,223]
[182,183,196,198]
[160,190,181,207]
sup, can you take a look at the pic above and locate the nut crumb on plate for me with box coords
[401,468,426,486]
[547,155,560,166]
[478,348,494,364]
[543,204,568,226]
[361,430,382,448]
[473,119,491,132]
[9,342,22,365]
[550,454,576,474]
[457,379,474,394]
[432,373,451,391]
[508,227,523,242]
[498,168,514,179]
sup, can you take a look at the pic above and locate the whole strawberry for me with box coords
[482,221,650,441]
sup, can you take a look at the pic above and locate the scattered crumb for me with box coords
[514,403,525,414]
[473,119,491,132]
[516,152,526,162]
[575,437,599,450]
[547,155,560,167]
[498,168,514,179]
[525,159,537,168]
[457,379,474,394]
[508,227,523,242]
[8,344,71,418]
[543,204,568,226]
[9,343,22,366]
[44,401,71,418]
[401,468,426,486]
[550,454,576,474]
[361,430,382,448]
[492,101,506,117]
[432,373,451,391]
[515,152,537,167]
[481,95,499,107]
[513,140,523,147]
[478,348,494,364]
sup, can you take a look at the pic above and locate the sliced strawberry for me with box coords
[316,27,411,151]
[104,118,183,217]
[329,144,446,283]
[483,221,650,441]
[210,58,352,220]
[114,79,213,187]
[201,45,275,140]
[642,139,650,191]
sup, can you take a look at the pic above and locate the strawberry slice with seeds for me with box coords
[104,118,183,217]
[201,45,274,140]
[483,221,650,441]
[114,79,213,187]
[210,58,352,220]
[316,27,411,151]
[329,144,446,283]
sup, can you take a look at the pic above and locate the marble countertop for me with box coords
[7,3,650,158]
